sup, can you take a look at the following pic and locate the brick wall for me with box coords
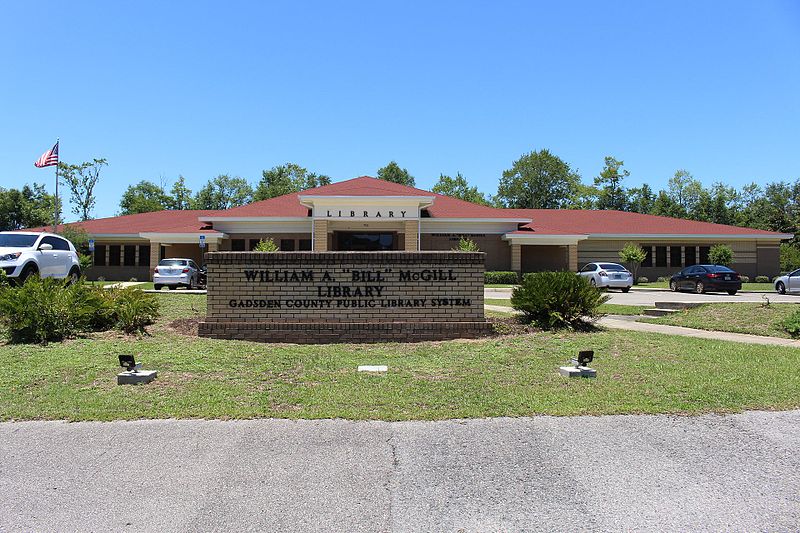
[198,251,491,343]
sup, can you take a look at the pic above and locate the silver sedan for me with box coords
[774,269,800,294]
[153,258,203,290]
[578,262,633,292]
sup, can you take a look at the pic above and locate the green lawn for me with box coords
[637,281,775,292]
[485,283,516,288]
[642,303,800,339]
[1,294,798,421]
[485,298,646,316]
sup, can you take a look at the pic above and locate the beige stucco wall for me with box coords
[578,239,781,278]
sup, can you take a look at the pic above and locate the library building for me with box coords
[48,176,790,280]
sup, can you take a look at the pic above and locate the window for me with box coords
[685,246,697,266]
[0,234,37,247]
[298,239,312,251]
[580,264,596,272]
[599,263,626,271]
[655,246,667,267]
[280,239,296,251]
[159,259,188,266]
[231,239,245,251]
[670,246,682,268]
[94,245,106,266]
[41,236,70,250]
[699,246,710,264]
[641,247,653,267]
[248,239,260,251]
[123,245,136,266]
[109,245,121,266]
[139,245,150,267]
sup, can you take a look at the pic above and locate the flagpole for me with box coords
[53,138,59,232]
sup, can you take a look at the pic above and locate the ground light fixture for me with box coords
[558,350,597,378]
[117,354,158,385]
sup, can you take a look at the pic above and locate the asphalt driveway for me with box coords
[485,287,797,306]
[2,411,798,532]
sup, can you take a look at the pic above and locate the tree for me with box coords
[628,184,656,214]
[253,163,331,201]
[708,244,734,266]
[495,149,581,209]
[594,156,629,211]
[119,180,170,215]
[169,176,193,210]
[253,237,279,252]
[780,243,800,272]
[376,161,415,187]
[192,175,253,210]
[667,169,703,215]
[432,173,489,205]
[0,184,59,230]
[58,158,107,220]
[650,190,686,218]
[618,242,647,284]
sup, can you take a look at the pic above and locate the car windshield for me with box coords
[0,234,38,247]
[705,265,735,273]
[599,263,626,271]
[159,259,188,266]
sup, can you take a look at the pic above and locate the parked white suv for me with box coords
[0,231,81,284]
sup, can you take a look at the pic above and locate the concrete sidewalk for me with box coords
[599,316,800,347]
[1,412,798,532]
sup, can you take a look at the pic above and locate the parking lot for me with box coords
[485,287,798,307]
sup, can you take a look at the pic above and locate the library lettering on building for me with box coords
[50,176,789,280]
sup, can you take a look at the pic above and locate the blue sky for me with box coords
[1,1,799,220]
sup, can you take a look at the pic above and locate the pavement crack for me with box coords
[384,428,398,532]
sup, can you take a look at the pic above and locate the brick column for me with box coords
[314,220,328,251]
[511,243,521,273]
[404,220,419,251]
[568,244,578,272]
[149,242,160,280]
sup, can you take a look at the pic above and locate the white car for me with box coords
[774,269,800,294]
[0,231,81,284]
[579,262,633,292]
[153,258,204,290]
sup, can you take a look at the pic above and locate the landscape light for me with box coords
[559,350,597,378]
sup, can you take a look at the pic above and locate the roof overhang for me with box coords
[585,233,794,241]
[139,232,227,243]
[422,218,532,223]
[199,216,308,222]
[298,195,436,208]
[503,233,589,245]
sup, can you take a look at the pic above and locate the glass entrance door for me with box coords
[335,232,395,251]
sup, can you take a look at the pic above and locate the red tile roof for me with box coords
[508,209,783,236]
[26,210,223,235]
[212,176,519,219]
[22,177,788,238]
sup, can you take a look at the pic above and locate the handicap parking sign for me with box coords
[88,239,95,252]
[199,235,206,248]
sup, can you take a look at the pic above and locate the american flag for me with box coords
[34,141,59,168]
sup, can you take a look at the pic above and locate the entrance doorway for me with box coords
[335,232,396,251]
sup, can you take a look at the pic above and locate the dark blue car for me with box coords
[669,264,742,295]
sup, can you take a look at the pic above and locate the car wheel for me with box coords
[695,281,705,294]
[189,277,197,290]
[18,264,38,284]
[621,287,630,293]
[589,278,596,287]
[168,285,176,291]
[727,290,738,295]
[66,268,80,286]
[154,284,163,291]
[776,282,786,295]
[669,280,678,292]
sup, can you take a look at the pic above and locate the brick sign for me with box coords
[198,251,491,343]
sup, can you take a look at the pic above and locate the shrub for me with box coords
[0,277,159,343]
[254,238,279,252]
[755,276,770,283]
[656,276,669,283]
[510,271,609,330]
[780,243,800,272]
[638,276,650,284]
[708,244,734,266]
[110,288,159,333]
[740,275,750,283]
[782,309,800,337]
[485,271,518,284]
[78,253,93,273]
[453,236,480,252]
